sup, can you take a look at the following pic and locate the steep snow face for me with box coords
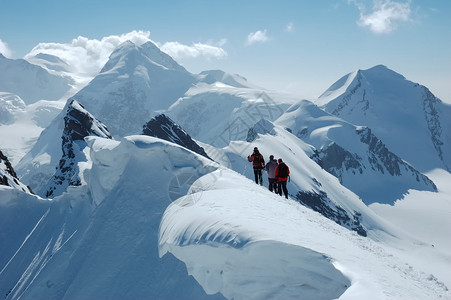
[43,100,112,198]
[0,136,224,299]
[0,54,72,104]
[316,65,451,172]
[167,84,295,147]
[143,114,210,159]
[276,100,437,204]
[0,150,32,194]
[73,41,197,137]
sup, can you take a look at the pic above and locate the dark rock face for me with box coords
[422,87,449,171]
[0,150,33,193]
[143,114,210,160]
[310,126,437,204]
[45,100,112,198]
[357,127,436,189]
[311,143,363,183]
[295,189,367,237]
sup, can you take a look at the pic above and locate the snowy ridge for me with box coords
[276,100,437,204]
[159,167,449,300]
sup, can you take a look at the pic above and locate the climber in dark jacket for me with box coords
[248,147,265,185]
[275,158,290,199]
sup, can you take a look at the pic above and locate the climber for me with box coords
[248,147,265,185]
[265,155,278,192]
[275,158,290,199]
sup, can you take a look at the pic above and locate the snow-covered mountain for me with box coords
[0,150,32,194]
[143,114,210,159]
[71,40,197,137]
[0,53,73,104]
[275,100,437,204]
[316,65,451,172]
[44,100,112,198]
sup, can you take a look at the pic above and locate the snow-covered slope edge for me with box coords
[159,168,450,299]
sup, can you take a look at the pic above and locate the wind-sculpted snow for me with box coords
[160,170,351,300]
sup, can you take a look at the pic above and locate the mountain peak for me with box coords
[101,40,187,74]
[315,65,451,172]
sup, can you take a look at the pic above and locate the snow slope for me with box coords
[275,99,437,204]
[316,65,451,172]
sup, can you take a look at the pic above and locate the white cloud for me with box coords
[352,0,412,34]
[0,39,12,58]
[246,30,269,45]
[24,31,227,76]
[285,22,295,33]
[24,30,153,76]
[160,41,227,60]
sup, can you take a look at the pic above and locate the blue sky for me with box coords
[1,0,450,102]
